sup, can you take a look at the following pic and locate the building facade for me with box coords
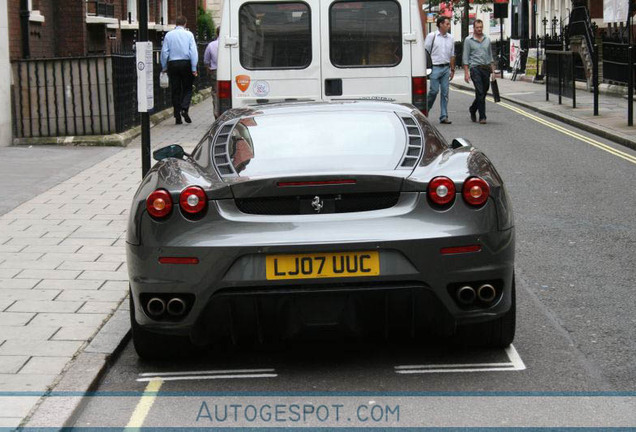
[7,0,200,60]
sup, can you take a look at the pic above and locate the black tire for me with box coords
[455,278,516,348]
[129,294,198,360]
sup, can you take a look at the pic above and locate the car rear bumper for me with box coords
[127,225,515,343]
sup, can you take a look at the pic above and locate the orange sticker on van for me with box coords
[236,75,251,92]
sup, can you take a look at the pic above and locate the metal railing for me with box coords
[12,44,215,138]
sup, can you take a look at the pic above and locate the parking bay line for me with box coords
[394,345,526,374]
[137,368,278,382]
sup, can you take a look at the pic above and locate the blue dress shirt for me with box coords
[161,26,199,72]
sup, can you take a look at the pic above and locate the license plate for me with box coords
[265,251,380,280]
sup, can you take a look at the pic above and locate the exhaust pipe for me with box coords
[477,284,497,303]
[147,297,166,317]
[457,286,476,305]
[167,297,187,316]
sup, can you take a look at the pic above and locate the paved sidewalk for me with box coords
[451,74,636,150]
[0,99,214,428]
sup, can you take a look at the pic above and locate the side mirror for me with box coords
[153,144,187,161]
[451,138,473,150]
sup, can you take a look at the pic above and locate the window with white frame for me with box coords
[162,0,168,25]
[28,0,45,22]
[127,0,137,22]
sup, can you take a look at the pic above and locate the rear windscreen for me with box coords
[239,2,312,69]
[330,0,402,67]
[226,111,406,176]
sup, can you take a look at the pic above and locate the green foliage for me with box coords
[197,7,216,42]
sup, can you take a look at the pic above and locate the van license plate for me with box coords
[265,251,380,280]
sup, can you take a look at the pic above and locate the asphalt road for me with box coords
[70,91,636,428]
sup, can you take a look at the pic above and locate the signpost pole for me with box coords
[138,0,152,177]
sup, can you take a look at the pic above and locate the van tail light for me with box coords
[179,186,207,214]
[217,80,232,116]
[146,189,173,219]
[412,76,427,116]
[427,176,456,206]
[463,177,490,206]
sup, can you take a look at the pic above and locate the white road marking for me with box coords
[137,373,278,382]
[139,368,275,377]
[137,368,278,382]
[394,344,526,374]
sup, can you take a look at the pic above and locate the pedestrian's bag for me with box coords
[160,72,169,89]
[490,76,501,103]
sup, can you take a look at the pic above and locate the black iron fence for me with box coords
[12,43,214,138]
[546,50,576,107]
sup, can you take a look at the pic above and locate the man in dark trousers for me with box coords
[462,19,494,124]
[161,16,199,124]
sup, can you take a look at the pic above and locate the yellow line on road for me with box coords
[126,378,163,428]
[451,87,636,165]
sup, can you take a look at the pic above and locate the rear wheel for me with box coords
[455,278,516,348]
[129,293,198,360]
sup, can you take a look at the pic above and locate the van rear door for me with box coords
[321,0,412,103]
[229,0,321,106]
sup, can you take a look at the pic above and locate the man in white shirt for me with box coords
[424,16,455,124]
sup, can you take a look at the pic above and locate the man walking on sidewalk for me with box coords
[462,19,494,124]
[161,16,199,125]
[204,27,220,115]
[424,16,455,124]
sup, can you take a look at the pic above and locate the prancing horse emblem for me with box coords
[311,196,324,213]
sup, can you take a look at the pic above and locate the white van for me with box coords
[215,0,428,116]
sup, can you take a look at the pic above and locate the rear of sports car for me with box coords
[126,103,515,358]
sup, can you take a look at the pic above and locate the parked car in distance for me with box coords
[126,101,515,359]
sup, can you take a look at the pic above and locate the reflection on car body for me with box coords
[127,101,515,359]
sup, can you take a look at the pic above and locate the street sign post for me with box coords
[136,41,154,113]
[138,0,151,177]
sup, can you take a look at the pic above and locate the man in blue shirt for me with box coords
[161,16,199,124]
[462,19,494,124]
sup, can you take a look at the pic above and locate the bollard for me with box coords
[593,44,599,116]
[629,45,633,127]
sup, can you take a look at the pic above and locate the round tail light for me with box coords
[428,176,456,206]
[146,189,173,219]
[463,177,490,206]
[179,186,207,214]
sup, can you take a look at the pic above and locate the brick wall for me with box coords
[54,0,87,57]
[7,0,57,60]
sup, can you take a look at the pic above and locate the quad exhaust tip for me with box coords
[457,286,476,305]
[477,284,497,303]
[167,297,187,316]
[146,297,166,317]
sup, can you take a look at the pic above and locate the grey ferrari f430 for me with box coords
[126,101,515,359]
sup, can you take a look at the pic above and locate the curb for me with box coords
[20,299,131,428]
[451,82,636,152]
[12,88,212,148]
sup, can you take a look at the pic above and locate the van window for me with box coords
[239,2,312,69]
[330,0,402,68]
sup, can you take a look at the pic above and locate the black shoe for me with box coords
[469,109,477,123]
[440,118,452,124]
[175,117,183,125]
[181,110,192,124]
